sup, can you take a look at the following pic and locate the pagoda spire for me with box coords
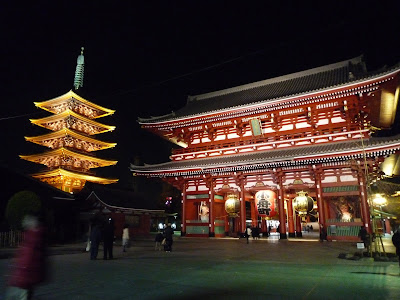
[73,47,85,90]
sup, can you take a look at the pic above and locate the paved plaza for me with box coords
[1,235,400,299]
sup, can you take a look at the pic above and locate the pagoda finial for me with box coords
[73,47,85,91]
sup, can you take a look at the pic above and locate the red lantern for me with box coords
[254,190,277,218]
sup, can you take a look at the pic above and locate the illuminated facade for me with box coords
[131,56,400,240]
[21,50,118,193]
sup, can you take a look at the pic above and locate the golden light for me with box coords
[371,193,387,206]
[293,191,314,216]
[225,194,240,217]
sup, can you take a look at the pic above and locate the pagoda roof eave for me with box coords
[130,134,400,176]
[138,59,400,126]
[24,128,117,150]
[20,147,118,167]
[30,109,116,134]
[32,168,118,185]
[34,90,115,118]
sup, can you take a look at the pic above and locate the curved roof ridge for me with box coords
[189,56,363,102]
[130,134,400,171]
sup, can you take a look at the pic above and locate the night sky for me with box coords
[1,2,399,188]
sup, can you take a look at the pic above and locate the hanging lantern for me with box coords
[225,194,240,217]
[254,190,277,218]
[293,191,314,217]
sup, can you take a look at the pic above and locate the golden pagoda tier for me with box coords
[21,49,118,193]
[32,168,118,192]
[30,109,115,135]
[24,128,117,151]
[20,147,117,170]
[34,90,115,119]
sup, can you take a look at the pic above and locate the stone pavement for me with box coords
[1,234,399,299]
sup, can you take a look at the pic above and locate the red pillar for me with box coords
[261,217,267,234]
[358,169,372,233]
[277,171,287,239]
[181,181,187,236]
[287,198,295,237]
[209,180,215,237]
[295,213,303,237]
[250,199,257,227]
[314,168,326,230]
[240,180,246,234]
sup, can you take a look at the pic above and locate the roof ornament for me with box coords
[73,47,85,91]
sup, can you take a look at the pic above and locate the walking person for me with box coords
[103,218,115,260]
[392,227,400,270]
[122,224,130,252]
[5,213,47,300]
[90,221,102,260]
[163,223,174,252]
[358,225,370,254]
[319,224,327,242]
[246,226,252,244]
[155,231,164,251]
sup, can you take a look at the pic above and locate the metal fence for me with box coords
[0,230,25,248]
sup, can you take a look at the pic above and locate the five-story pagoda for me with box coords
[20,48,118,193]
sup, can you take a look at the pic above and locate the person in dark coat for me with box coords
[103,218,115,260]
[89,222,102,260]
[163,223,174,252]
[6,214,47,300]
[358,226,370,253]
[392,228,400,268]
[155,231,164,251]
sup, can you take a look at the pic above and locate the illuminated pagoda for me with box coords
[131,56,400,241]
[21,48,118,193]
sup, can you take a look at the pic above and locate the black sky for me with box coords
[1,2,399,188]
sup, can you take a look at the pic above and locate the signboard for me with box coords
[250,118,263,136]
[254,190,277,218]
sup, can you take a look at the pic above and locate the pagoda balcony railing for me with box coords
[171,128,369,159]
[48,166,96,175]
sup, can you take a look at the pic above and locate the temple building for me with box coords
[20,48,118,193]
[131,56,400,241]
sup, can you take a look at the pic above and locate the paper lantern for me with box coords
[225,194,240,217]
[254,190,277,217]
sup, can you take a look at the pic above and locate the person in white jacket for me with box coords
[122,224,130,252]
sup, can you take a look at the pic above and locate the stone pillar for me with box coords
[277,171,287,239]
[287,198,295,237]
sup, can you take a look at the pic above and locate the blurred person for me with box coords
[163,223,174,252]
[5,213,47,300]
[246,226,252,244]
[103,218,115,260]
[358,225,370,254]
[122,224,130,252]
[392,227,400,269]
[155,230,164,251]
[89,221,102,260]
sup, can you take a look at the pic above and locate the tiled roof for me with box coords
[139,57,400,123]
[130,134,400,174]
[139,56,369,123]
[81,183,162,211]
